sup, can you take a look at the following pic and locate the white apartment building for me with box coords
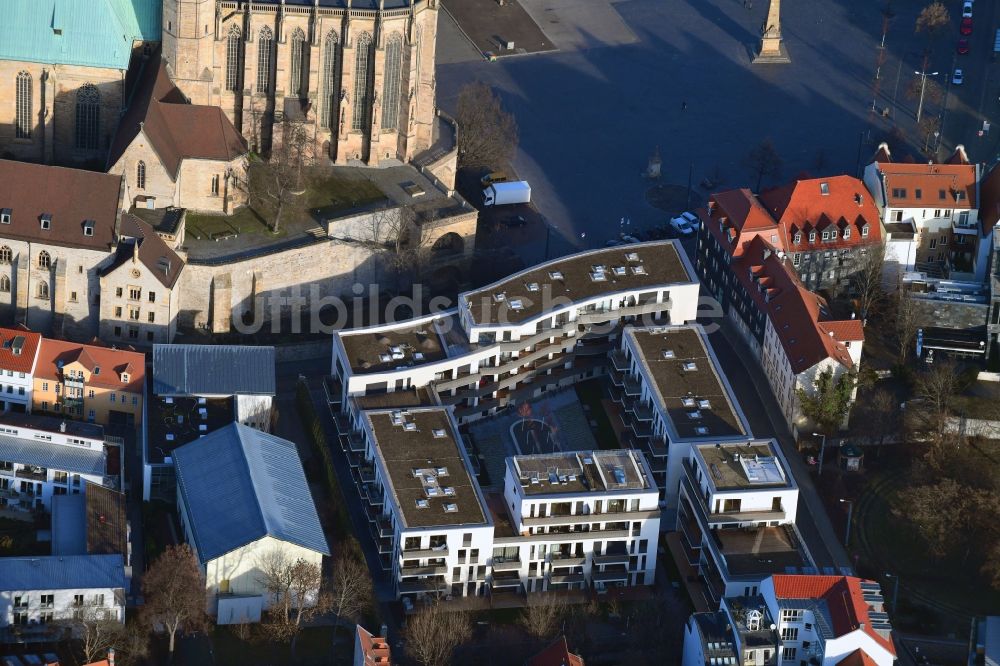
[0,329,41,414]
[0,554,125,638]
[0,415,109,513]
[609,325,752,510]
[683,597,780,666]
[354,406,660,603]
[331,242,700,424]
[676,440,810,605]
[759,574,896,666]
[864,145,988,281]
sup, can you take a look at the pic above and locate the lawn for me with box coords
[574,379,619,450]
[185,167,386,242]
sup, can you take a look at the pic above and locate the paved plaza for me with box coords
[436,0,912,248]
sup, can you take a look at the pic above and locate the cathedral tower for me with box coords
[162,0,218,104]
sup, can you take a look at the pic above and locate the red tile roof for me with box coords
[731,236,859,373]
[0,326,42,374]
[527,636,584,666]
[979,160,1000,230]
[771,575,895,657]
[35,339,146,393]
[356,625,392,665]
[759,176,882,252]
[837,650,879,666]
[875,161,977,209]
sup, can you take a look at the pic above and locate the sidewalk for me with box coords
[708,318,852,574]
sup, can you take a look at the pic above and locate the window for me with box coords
[0,247,10,264]
[929,238,937,250]
[781,647,796,661]
[793,232,801,244]
[113,326,121,337]
[808,231,816,242]
[226,25,241,92]
[891,187,906,198]
[136,160,146,189]
[36,280,48,300]
[38,250,50,268]
[780,609,803,622]
[69,291,77,302]
[381,33,403,130]
[88,389,95,398]
[321,31,339,128]
[211,174,220,196]
[148,291,156,303]
[821,231,829,241]
[15,71,31,139]
[128,286,141,300]
[41,382,48,391]
[147,311,155,323]
[891,210,902,222]
[915,188,922,200]
[75,83,101,150]
[351,32,373,131]
[128,306,140,321]
[843,227,851,239]
[73,594,84,607]
[110,393,116,403]
[128,327,138,339]
[940,235,948,246]
[780,627,798,641]
[0,276,9,293]
[40,594,54,609]
[290,28,309,97]
[256,26,274,93]
[862,225,870,237]
[114,306,122,317]
[792,253,800,266]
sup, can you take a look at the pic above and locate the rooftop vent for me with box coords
[493,292,506,303]
[442,486,456,496]
[509,298,524,311]
[612,466,626,485]
[589,265,607,282]
[415,499,429,509]
[0,208,10,224]
[820,182,830,195]
[443,503,458,513]
[695,426,709,435]
[687,410,703,420]
[612,266,626,277]
[683,362,698,372]
[83,220,95,237]
[403,422,417,432]
[631,264,647,275]
[682,397,696,408]
[526,282,540,292]
[548,270,564,280]
[435,466,449,476]
[698,399,712,409]
[625,252,640,262]
[432,428,446,438]
[40,214,52,230]
[661,349,675,359]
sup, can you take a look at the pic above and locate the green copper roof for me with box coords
[0,0,161,71]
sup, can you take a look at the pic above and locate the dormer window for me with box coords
[821,231,830,241]
[83,220,95,237]
[843,227,851,239]
[0,209,10,225]
[829,229,837,240]
[793,233,801,244]
[121,373,129,383]
[820,182,829,195]
[808,231,816,242]
[40,214,52,230]
[861,225,870,238]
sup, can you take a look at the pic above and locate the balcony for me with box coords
[952,218,979,235]
[401,545,449,559]
[490,571,523,588]
[593,552,630,566]
[627,400,654,421]
[398,577,447,594]
[400,564,448,577]
[522,509,659,528]
[15,467,46,482]
[622,375,641,397]
[609,349,629,373]
[593,564,630,583]
[550,554,586,567]
[491,558,522,571]
[549,573,586,585]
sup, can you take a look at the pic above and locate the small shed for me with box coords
[838,441,864,472]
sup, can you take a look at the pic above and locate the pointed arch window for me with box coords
[321,31,340,128]
[37,280,49,300]
[136,161,146,190]
[256,26,274,94]
[0,275,9,293]
[15,71,32,139]
[351,32,373,131]
[290,28,309,98]
[226,25,242,92]
[0,246,11,264]
[381,34,403,130]
[75,84,100,150]
[38,251,51,269]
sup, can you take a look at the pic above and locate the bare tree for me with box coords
[141,544,210,657]
[915,2,950,44]
[919,115,942,153]
[518,595,565,641]
[256,550,327,644]
[851,241,886,320]
[455,81,519,169]
[345,205,432,286]
[404,601,472,666]
[244,119,313,233]
[743,138,783,192]
[913,360,966,446]
[65,605,127,666]
[894,289,919,364]
[906,76,944,106]
[329,539,373,632]
[860,388,899,450]
[116,619,152,666]
[257,549,296,626]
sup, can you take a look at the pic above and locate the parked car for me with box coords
[963,0,973,18]
[958,38,970,54]
[670,212,697,236]
[480,171,508,187]
[954,68,964,85]
[501,214,527,227]
[605,239,625,247]
[961,17,973,35]
[620,234,641,244]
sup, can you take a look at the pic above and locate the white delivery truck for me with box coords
[483,180,531,206]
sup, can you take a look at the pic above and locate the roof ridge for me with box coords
[233,423,273,540]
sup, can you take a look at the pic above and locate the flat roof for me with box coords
[511,450,652,495]
[147,395,234,464]
[627,326,747,440]
[715,526,809,576]
[0,413,105,441]
[152,344,275,396]
[694,441,791,491]
[0,432,105,476]
[340,320,447,374]
[366,408,487,529]
[463,241,691,326]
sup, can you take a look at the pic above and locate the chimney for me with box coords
[855,193,863,206]
[108,648,115,666]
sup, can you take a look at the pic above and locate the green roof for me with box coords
[0,0,160,71]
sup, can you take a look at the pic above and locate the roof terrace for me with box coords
[694,441,791,491]
[511,450,653,496]
[340,319,447,374]
[146,395,234,464]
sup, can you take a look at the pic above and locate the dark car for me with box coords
[958,38,970,54]
[502,214,527,228]
[961,17,973,35]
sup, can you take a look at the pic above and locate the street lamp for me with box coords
[914,68,939,123]
[885,572,900,615]
[839,499,854,548]
[812,432,827,476]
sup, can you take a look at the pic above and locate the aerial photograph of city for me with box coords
[0,0,996,664]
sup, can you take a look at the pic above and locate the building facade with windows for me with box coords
[683,598,780,666]
[350,406,660,603]
[162,0,440,166]
[864,144,986,281]
[0,328,42,414]
[331,242,700,425]
[0,554,125,636]
[0,415,110,513]
[32,338,145,427]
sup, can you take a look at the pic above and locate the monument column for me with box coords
[753,0,791,64]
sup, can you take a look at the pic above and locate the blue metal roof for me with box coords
[173,423,329,563]
[0,0,154,71]
[51,494,87,556]
[0,554,125,591]
[0,433,105,476]
[152,344,276,397]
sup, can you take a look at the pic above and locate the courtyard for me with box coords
[435,0,961,252]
